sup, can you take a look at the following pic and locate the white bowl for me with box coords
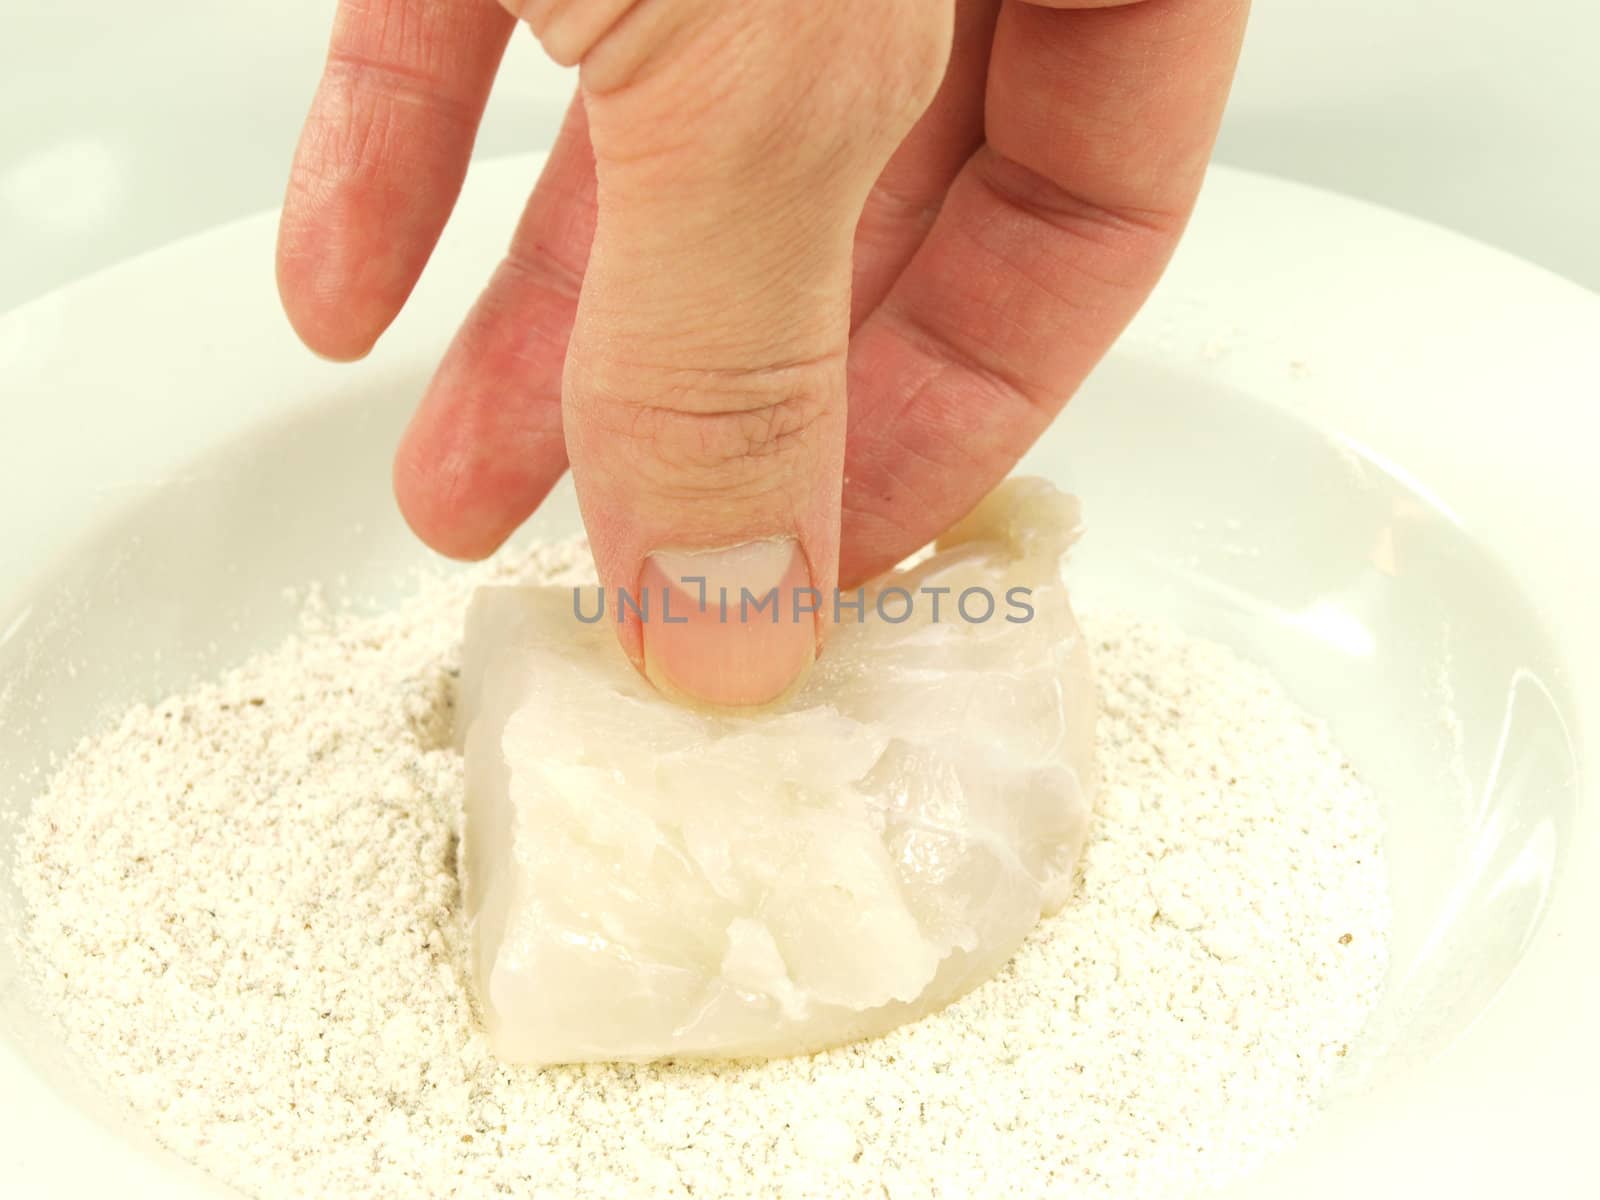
[2,156,1596,1198]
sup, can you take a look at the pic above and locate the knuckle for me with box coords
[300,56,471,192]
[578,359,839,498]
[629,386,827,486]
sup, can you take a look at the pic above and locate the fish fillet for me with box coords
[458,478,1097,1064]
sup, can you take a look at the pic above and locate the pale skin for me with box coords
[277,0,1251,706]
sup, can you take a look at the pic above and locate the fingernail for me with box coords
[638,538,817,709]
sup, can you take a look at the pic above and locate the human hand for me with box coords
[276,0,1248,706]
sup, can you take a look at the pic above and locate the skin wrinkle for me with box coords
[844,342,1013,512]
[989,6,1245,207]
[604,392,834,485]
[575,265,849,350]
[882,302,1054,417]
[344,0,482,80]
[498,245,586,311]
[862,175,948,235]
[578,0,740,99]
[593,109,860,204]
[583,350,848,407]
[949,198,1169,325]
[536,0,641,67]
[906,245,1090,383]
[977,148,1185,238]
[322,50,479,113]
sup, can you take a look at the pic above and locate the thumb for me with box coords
[536,1,951,706]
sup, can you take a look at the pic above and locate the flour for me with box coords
[12,540,1390,1199]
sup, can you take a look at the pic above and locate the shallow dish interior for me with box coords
[1,156,1593,1197]
[0,348,1578,1192]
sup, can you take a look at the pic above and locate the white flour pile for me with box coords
[12,541,1390,1199]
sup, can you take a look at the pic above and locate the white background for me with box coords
[2,0,1597,311]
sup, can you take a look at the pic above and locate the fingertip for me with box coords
[278,297,380,364]
[392,393,572,563]
[274,206,398,363]
[392,443,512,563]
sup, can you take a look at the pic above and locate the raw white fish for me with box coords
[458,478,1097,1064]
